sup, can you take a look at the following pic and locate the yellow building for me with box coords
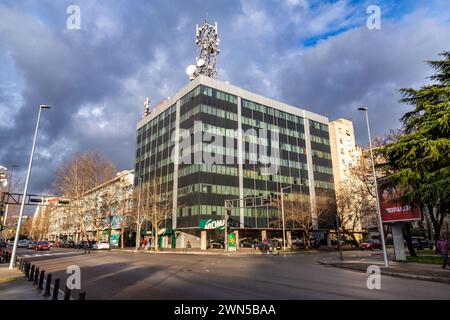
[329,118,364,242]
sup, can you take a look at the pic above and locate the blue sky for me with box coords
[0,0,449,194]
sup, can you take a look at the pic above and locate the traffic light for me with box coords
[227,216,233,228]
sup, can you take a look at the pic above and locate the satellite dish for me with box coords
[186,65,196,76]
[197,58,205,67]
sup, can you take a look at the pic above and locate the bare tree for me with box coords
[335,172,377,247]
[131,177,172,251]
[53,150,116,240]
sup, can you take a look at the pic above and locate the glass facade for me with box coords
[135,81,336,234]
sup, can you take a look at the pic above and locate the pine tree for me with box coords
[378,51,450,242]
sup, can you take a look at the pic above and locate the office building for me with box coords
[135,75,336,248]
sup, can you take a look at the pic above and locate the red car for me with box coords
[34,241,50,251]
[360,239,382,251]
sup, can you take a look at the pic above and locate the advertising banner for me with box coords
[378,183,421,223]
[199,219,225,230]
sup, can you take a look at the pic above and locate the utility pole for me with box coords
[336,214,343,261]
[224,200,230,253]
[281,185,291,251]
[358,106,389,268]
[135,177,142,252]
[10,105,50,269]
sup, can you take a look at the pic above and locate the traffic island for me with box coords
[317,257,450,284]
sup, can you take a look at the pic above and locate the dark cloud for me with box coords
[0,0,449,195]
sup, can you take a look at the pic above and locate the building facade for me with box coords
[329,118,372,241]
[135,75,336,248]
[328,118,362,185]
[44,170,135,246]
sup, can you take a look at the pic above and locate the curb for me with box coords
[317,259,450,284]
[111,249,318,256]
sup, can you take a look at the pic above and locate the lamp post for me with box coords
[281,185,291,251]
[135,177,142,252]
[358,106,389,268]
[9,105,50,269]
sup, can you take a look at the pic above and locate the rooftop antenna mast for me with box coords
[186,19,220,80]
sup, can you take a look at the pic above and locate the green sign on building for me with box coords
[199,219,225,230]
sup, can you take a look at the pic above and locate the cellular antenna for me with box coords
[186,19,220,81]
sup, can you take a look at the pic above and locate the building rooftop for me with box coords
[137,75,329,129]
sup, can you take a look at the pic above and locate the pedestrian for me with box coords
[263,239,269,254]
[436,235,449,269]
[84,239,91,254]
[186,241,191,249]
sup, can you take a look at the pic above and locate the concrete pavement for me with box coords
[4,247,449,300]
[318,251,450,284]
[0,265,51,300]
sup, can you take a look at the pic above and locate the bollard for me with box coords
[52,278,60,300]
[64,285,71,300]
[43,274,52,297]
[38,270,45,290]
[78,292,86,300]
[29,265,35,281]
[25,262,30,276]
[24,262,30,277]
[33,267,40,285]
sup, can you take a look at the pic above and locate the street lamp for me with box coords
[9,105,50,269]
[280,185,291,251]
[358,106,389,268]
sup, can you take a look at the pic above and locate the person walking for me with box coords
[436,235,449,269]
[84,238,91,254]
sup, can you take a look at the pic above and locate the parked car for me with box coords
[239,238,258,248]
[93,241,110,250]
[75,241,85,249]
[360,239,382,251]
[291,238,306,249]
[27,241,37,249]
[207,240,224,249]
[48,241,55,247]
[35,241,50,251]
[18,240,28,248]
[268,239,282,250]
[7,240,14,247]
[411,237,433,250]
[0,241,6,248]
[63,240,76,248]
[309,239,321,249]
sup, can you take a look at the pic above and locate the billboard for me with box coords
[378,184,421,223]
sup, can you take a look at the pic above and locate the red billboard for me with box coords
[378,185,421,223]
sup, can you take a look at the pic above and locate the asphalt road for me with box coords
[15,248,450,300]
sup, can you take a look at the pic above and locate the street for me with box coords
[13,248,450,300]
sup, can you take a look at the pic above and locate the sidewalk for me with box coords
[0,263,68,300]
[111,247,319,256]
[317,254,450,284]
[0,265,51,300]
